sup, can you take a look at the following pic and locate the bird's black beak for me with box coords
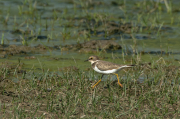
[84,59,88,62]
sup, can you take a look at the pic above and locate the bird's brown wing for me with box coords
[96,61,121,71]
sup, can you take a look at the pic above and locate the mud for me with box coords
[140,51,180,55]
[61,40,122,53]
[0,44,54,57]
[80,20,173,37]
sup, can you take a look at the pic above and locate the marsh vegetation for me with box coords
[0,0,180,118]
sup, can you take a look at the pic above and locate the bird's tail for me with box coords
[126,64,136,67]
[120,64,136,69]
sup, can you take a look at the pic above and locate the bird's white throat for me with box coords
[90,60,99,64]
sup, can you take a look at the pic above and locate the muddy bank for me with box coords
[79,20,173,35]
[0,44,54,58]
[140,50,180,55]
[61,40,122,53]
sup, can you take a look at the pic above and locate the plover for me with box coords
[85,56,135,88]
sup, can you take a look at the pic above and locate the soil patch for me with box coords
[61,40,122,53]
[0,44,55,58]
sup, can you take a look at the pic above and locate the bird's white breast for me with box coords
[93,65,118,74]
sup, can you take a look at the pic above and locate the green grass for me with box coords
[0,56,180,118]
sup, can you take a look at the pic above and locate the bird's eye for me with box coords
[90,57,93,59]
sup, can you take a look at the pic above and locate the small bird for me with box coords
[85,56,136,88]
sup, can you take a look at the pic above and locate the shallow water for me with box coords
[0,0,180,73]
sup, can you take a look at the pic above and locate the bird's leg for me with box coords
[91,74,104,89]
[113,73,123,87]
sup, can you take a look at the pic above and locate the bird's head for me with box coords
[85,56,99,64]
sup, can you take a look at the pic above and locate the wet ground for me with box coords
[0,0,180,64]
